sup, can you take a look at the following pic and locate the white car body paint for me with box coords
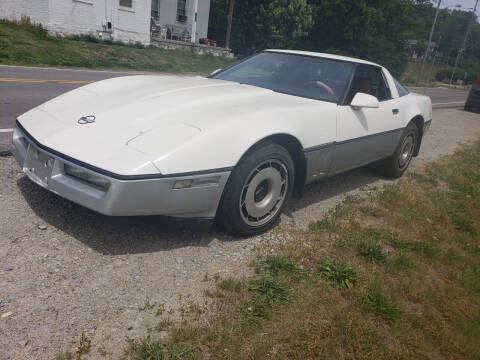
[17,75,340,175]
[12,50,432,220]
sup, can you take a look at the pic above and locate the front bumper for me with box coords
[11,125,231,218]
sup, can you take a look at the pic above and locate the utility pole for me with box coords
[428,35,442,80]
[191,0,198,43]
[225,0,235,49]
[417,0,442,85]
[449,0,479,85]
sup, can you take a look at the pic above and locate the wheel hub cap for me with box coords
[399,135,414,168]
[240,160,288,227]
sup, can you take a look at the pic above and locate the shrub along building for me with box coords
[0,0,211,46]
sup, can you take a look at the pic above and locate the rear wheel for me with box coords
[377,122,419,179]
[218,143,294,236]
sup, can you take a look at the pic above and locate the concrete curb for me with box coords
[432,102,465,109]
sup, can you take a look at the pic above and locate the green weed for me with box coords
[362,291,402,321]
[318,260,357,289]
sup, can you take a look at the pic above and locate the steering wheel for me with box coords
[302,80,335,96]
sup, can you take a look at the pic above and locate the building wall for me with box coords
[0,0,50,24]
[0,0,151,44]
[157,0,210,42]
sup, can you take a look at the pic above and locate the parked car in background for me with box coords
[11,50,432,236]
[465,78,480,112]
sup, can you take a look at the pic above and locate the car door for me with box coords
[331,65,402,174]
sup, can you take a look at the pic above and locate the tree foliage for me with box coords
[208,0,480,79]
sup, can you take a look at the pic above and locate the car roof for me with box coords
[265,49,382,68]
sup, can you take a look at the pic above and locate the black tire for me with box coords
[465,102,473,112]
[377,122,419,179]
[218,143,294,236]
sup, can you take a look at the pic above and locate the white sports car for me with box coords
[12,50,432,235]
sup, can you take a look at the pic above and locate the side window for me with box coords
[393,78,409,97]
[347,66,391,103]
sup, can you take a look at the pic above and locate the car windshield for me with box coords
[211,52,355,103]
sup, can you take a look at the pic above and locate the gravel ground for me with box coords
[1,108,479,360]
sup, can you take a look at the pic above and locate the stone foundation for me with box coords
[151,38,234,58]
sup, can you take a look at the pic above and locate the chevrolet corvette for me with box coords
[11,50,432,235]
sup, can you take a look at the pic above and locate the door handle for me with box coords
[392,109,399,115]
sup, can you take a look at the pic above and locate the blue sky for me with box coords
[439,0,479,17]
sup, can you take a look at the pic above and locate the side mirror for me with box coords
[210,68,222,76]
[350,93,379,110]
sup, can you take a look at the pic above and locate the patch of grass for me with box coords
[357,240,387,264]
[55,353,73,360]
[155,319,174,332]
[217,277,244,293]
[124,336,165,360]
[123,140,480,360]
[362,291,403,321]
[239,275,293,321]
[318,260,357,289]
[409,240,439,258]
[249,275,291,307]
[452,213,478,235]
[389,252,414,271]
[0,19,235,74]
[203,288,225,298]
[258,255,298,277]
[359,205,385,217]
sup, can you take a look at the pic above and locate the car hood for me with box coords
[17,75,327,175]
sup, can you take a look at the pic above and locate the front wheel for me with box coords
[218,143,294,236]
[377,122,419,179]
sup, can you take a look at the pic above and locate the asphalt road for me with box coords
[0,64,470,153]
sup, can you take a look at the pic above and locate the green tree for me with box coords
[208,0,312,55]
[208,0,479,79]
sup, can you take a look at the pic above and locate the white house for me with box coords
[0,0,211,45]
[151,0,210,42]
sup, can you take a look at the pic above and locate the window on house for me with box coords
[120,0,132,8]
[151,0,159,19]
[177,0,187,22]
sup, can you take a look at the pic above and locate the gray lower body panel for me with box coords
[304,144,335,183]
[11,126,230,218]
[329,128,403,175]
[304,128,404,180]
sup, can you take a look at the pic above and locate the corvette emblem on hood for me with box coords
[78,115,96,124]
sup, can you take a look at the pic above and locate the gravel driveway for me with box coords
[1,108,479,360]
